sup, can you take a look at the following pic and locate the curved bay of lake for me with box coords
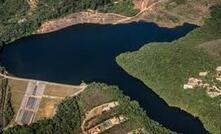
[0,22,208,133]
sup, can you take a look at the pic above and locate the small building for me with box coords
[102,101,119,112]
[216,77,221,82]
[188,77,202,86]
[207,85,221,98]
[87,115,127,134]
[183,77,202,89]
[216,71,221,82]
[202,83,210,88]
[18,18,27,24]
[183,84,194,89]
[216,66,221,72]
[199,72,208,77]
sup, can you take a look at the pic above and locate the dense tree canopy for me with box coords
[3,83,174,134]
[4,97,82,134]
[0,0,137,44]
[117,4,221,134]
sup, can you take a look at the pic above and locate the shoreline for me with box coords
[37,1,163,34]
[37,10,130,34]
[36,0,205,34]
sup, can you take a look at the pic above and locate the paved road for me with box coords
[0,73,87,89]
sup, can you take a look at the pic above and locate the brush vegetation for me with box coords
[0,0,137,44]
[117,4,221,134]
[3,83,174,134]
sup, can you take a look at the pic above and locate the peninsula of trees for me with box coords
[117,4,221,134]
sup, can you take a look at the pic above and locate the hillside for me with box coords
[143,0,220,27]
[1,0,219,44]
[117,4,221,134]
[1,0,221,133]
[3,83,173,134]
[0,0,138,43]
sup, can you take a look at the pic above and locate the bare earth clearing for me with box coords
[37,11,128,33]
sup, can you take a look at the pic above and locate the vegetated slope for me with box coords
[1,0,218,45]
[144,0,220,27]
[117,4,221,134]
[0,0,137,44]
[3,83,174,134]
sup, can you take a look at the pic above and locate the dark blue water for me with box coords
[0,22,207,133]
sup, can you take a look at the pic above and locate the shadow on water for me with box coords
[0,21,208,133]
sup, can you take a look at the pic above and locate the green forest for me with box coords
[0,0,137,44]
[3,83,174,134]
[117,4,221,134]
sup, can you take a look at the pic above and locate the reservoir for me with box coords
[0,22,207,133]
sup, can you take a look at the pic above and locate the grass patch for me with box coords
[34,98,61,121]
[3,87,14,125]
[44,84,82,97]
[175,0,186,5]
[104,0,139,17]
[8,79,27,118]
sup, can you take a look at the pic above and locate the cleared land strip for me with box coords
[0,78,8,128]
[87,115,127,134]
[81,101,120,134]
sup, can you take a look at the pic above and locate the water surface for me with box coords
[0,22,207,133]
